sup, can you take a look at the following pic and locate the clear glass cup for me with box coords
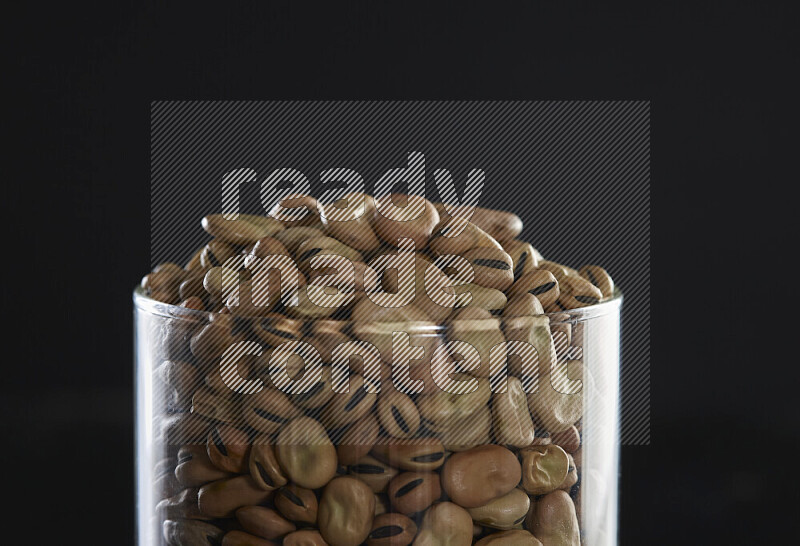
[134,287,622,545]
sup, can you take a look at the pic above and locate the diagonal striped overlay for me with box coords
[150,100,650,445]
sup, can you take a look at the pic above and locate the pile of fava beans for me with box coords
[140,193,616,546]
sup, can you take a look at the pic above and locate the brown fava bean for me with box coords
[520,445,569,496]
[371,438,446,471]
[502,294,544,319]
[435,204,523,243]
[275,417,338,490]
[418,377,491,429]
[190,314,247,362]
[463,247,514,291]
[372,194,440,248]
[388,471,442,515]
[440,445,521,508]
[274,227,326,254]
[175,445,234,487]
[558,276,602,309]
[412,502,473,546]
[248,441,288,491]
[318,476,376,546]
[578,265,614,298]
[447,308,505,378]
[452,284,507,313]
[320,192,382,251]
[348,454,399,493]
[550,426,580,454]
[491,377,536,448]
[467,488,530,530]
[377,390,421,438]
[527,362,584,434]
[275,484,318,525]
[202,214,284,245]
[200,241,241,271]
[243,388,302,435]
[439,406,492,452]
[223,530,279,546]
[507,271,560,309]
[368,513,418,546]
[304,320,352,362]
[289,366,336,410]
[537,261,578,280]
[191,386,238,424]
[156,488,209,522]
[252,313,303,346]
[283,530,330,546]
[527,490,580,546]
[336,415,380,466]
[207,424,250,473]
[163,519,224,546]
[267,193,320,227]
[296,236,362,272]
[475,530,543,546]
[502,315,556,378]
[381,254,455,322]
[429,217,503,255]
[320,374,378,429]
[502,241,541,281]
[197,475,272,518]
[179,275,208,302]
[236,506,296,540]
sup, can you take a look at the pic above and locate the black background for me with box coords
[3,1,797,544]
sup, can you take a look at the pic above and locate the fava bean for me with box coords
[202,214,284,245]
[197,475,272,518]
[275,417,338,490]
[207,424,250,473]
[578,265,614,298]
[551,426,580,454]
[236,506,296,540]
[527,490,580,546]
[371,438,446,471]
[348,455,399,493]
[463,247,514,291]
[275,484,318,525]
[336,415,380,466]
[502,241,541,281]
[368,513,418,546]
[467,488,530,530]
[491,377,536,448]
[163,519,224,546]
[320,192,382,252]
[248,441,287,491]
[372,194,440,248]
[318,476,376,546]
[440,445,521,508]
[412,502,473,546]
[520,445,569,496]
[243,389,302,435]
[377,390,421,439]
[388,471,441,515]
[558,276,602,309]
[175,445,234,487]
[507,271,560,309]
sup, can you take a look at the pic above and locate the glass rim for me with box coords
[133,286,622,325]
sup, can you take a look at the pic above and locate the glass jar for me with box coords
[135,287,621,545]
